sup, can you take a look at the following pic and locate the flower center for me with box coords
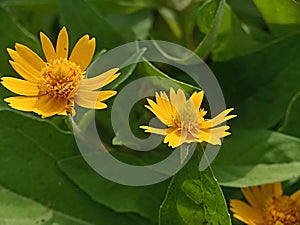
[174,100,199,136]
[40,58,84,99]
[264,196,300,225]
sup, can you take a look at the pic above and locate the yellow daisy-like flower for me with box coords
[1,27,120,118]
[230,182,300,225]
[140,88,236,148]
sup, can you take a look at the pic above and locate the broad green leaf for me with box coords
[58,154,168,224]
[253,0,300,34]
[194,0,225,59]
[227,0,265,27]
[4,0,58,41]
[211,33,300,128]
[0,186,52,225]
[279,91,300,138]
[0,6,39,76]
[0,185,91,225]
[105,9,154,40]
[159,145,231,225]
[211,4,263,61]
[212,129,300,187]
[0,110,148,225]
[58,0,124,52]
[136,60,200,94]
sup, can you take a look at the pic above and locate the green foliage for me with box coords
[160,145,231,225]
[0,0,299,224]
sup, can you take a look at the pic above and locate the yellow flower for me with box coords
[230,182,300,225]
[1,27,120,118]
[140,88,236,148]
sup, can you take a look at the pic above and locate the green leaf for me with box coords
[279,91,300,138]
[136,60,200,94]
[194,0,225,59]
[211,4,263,61]
[212,129,300,187]
[87,0,160,14]
[0,110,148,225]
[0,6,39,76]
[211,33,300,128]
[253,0,300,34]
[58,0,124,52]
[159,145,231,225]
[0,186,52,225]
[158,7,182,39]
[105,9,154,40]
[0,185,91,225]
[4,0,58,41]
[58,154,168,224]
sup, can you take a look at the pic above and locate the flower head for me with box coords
[140,88,236,148]
[230,182,300,225]
[1,27,120,118]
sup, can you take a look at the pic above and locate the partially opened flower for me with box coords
[140,88,236,148]
[1,27,119,118]
[230,182,300,225]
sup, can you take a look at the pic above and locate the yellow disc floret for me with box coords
[40,58,83,99]
[264,196,300,225]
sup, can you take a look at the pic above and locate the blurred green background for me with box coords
[0,0,299,224]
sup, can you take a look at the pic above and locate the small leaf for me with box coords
[159,145,231,225]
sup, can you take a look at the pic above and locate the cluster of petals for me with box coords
[230,182,300,225]
[140,88,236,148]
[1,27,119,118]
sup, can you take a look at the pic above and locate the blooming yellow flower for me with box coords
[1,27,120,118]
[230,182,300,225]
[140,88,236,148]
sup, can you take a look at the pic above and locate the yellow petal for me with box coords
[9,60,41,82]
[55,27,69,59]
[273,182,283,198]
[190,91,204,111]
[69,35,96,71]
[244,186,267,206]
[1,77,40,96]
[79,68,120,90]
[241,187,264,208]
[230,200,264,224]
[208,126,230,137]
[198,130,221,145]
[33,95,68,118]
[40,31,56,61]
[7,48,42,82]
[170,88,186,109]
[75,94,107,109]
[76,90,117,102]
[156,92,177,120]
[260,183,275,200]
[145,97,176,126]
[14,43,46,70]
[201,108,236,128]
[163,127,185,148]
[139,126,167,135]
[4,96,38,112]
[291,189,300,202]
